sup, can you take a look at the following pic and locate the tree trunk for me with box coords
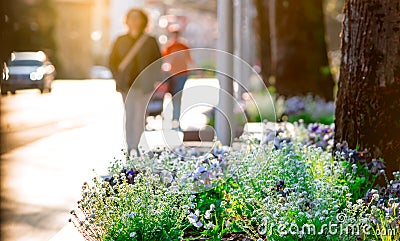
[254,0,272,87]
[335,0,400,181]
[274,0,334,101]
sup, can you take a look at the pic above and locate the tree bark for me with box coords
[274,0,334,101]
[335,0,400,181]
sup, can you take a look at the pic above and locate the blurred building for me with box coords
[145,0,217,48]
[53,0,93,79]
[91,0,111,66]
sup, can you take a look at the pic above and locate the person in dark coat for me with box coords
[109,8,162,156]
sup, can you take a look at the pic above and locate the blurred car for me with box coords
[1,51,56,95]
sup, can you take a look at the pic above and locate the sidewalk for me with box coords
[48,223,85,241]
[139,78,219,151]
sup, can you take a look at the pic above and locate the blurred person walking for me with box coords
[162,26,192,129]
[109,8,162,156]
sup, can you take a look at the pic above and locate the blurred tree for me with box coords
[254,0,334,100]
[5,0,56,59]
[274,0,334,101]
[254,0,272,87]
[1,1,15,63]
[335,0,400,182]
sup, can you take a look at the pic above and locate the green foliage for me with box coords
[287,113,335,125]
[339,161,377,202]
[78,171,191,241]
[244,93,335,124]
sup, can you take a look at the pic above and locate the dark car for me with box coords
[1,51,56,95]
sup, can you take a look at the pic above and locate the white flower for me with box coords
[194,166,207,178]
[160,170,173,184]
[193,221,203,228]
[205,222,216,229]
[370,189,378,194]
[210,204,215,212]
[210,159,220,169]
[130,232,136,238]
[125,212,136,218]
[372,193,379,201]
[221,201,227,208]
[188,213,203,229]
[188,212,198,224]
[205,210,211,219]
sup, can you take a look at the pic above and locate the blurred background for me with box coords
[1,0,343,80]
[2,0,219,79]
[0,1,345,241]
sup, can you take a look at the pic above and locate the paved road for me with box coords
[1,80,126,241]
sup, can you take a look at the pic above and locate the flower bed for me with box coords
[71,122,399,241]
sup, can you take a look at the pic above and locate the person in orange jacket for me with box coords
[162,26,192,129]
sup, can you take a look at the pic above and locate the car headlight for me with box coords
[30,67,45,81]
